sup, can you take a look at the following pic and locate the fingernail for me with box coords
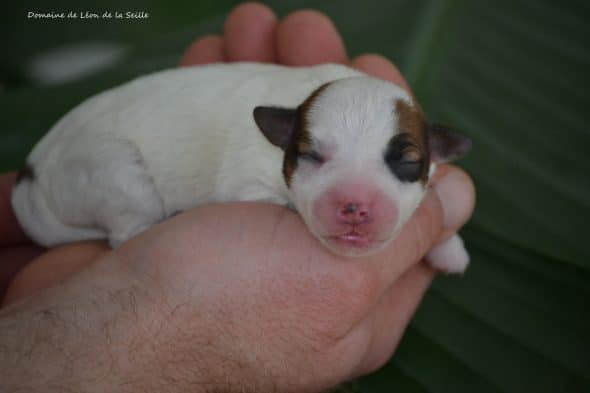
[433,171,471,230]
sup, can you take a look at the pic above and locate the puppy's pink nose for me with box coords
[338,202,371,224]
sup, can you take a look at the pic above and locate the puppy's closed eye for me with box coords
[384,134,425,182]
[299,150,325,164]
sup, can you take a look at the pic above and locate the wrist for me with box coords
[0,250,278,393]
[0,252,206,392]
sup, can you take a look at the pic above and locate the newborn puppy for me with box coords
[11,63,471,273]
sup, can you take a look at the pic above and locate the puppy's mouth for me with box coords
[328,230,372,248]
[319,228,391,257]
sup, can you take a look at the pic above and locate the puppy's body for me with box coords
[12,63,470,273]
[14,64,360,245]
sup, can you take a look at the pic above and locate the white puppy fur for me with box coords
[11,63,469,273]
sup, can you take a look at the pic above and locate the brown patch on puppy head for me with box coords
[396,99,428,152]
[390,99,430,184]
[282,82,331,187]
[15,164,35,184]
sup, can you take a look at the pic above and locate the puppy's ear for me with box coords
[427,123,472,163]
[253,107,298,150]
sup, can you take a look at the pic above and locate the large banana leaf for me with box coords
[1,0,588,391]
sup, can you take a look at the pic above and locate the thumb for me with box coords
[366,166,474,296]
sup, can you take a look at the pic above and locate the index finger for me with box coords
[365,187,444,288]
[0,173,30,246]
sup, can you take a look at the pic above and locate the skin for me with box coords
[0,3,475,392]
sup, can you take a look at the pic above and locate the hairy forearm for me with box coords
[0,251,284,393]
[1,299,115,392]
[0,254,211,393]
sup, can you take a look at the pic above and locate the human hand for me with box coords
[2,181,472,392]
[102,181,469,391]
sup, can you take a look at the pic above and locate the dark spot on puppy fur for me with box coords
[16,164,35,184]
[387,100,430,184]
[282,82,331,187]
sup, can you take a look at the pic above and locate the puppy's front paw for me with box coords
[426,234,470,274]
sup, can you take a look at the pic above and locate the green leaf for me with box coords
[2,0,589,392]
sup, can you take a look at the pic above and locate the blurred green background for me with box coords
[1,1,589,392]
